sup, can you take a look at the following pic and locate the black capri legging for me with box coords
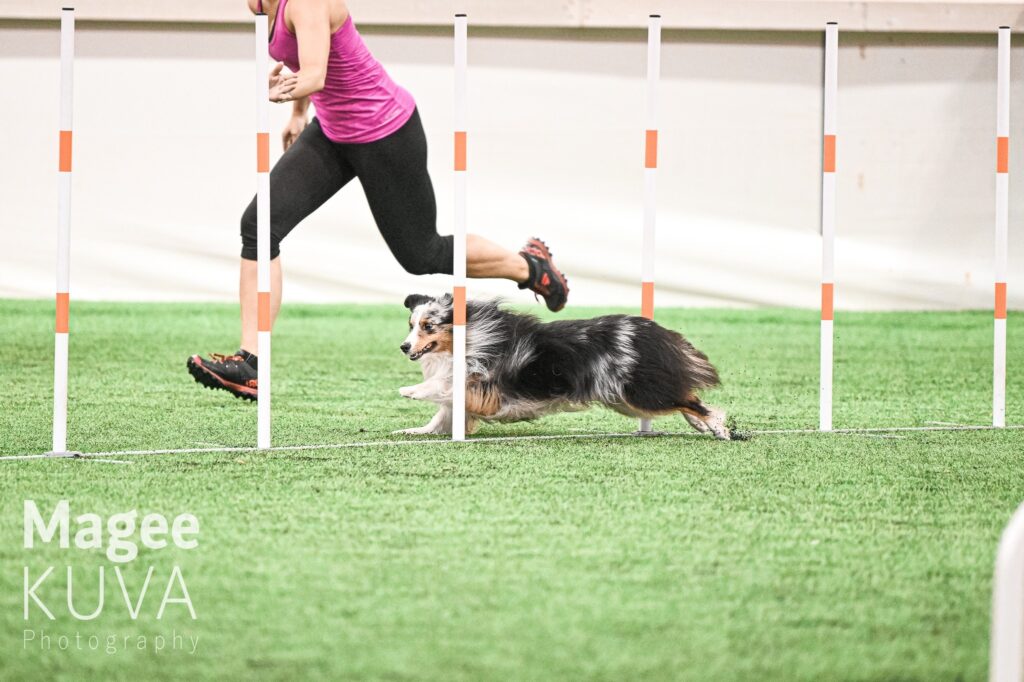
[240,108,453,275]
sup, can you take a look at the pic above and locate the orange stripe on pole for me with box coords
[996,282,1008,319]
[823,135,836,173]
[257,133,270,173]
[998,136,1009,174]
[821,283,834,321]
[454,131,467,171]
[56,293,69,333]
[258,292,271,331]
[645,130,658,169]
[641,282,655,319]
[453,286,466,325]
[59,130,72,172]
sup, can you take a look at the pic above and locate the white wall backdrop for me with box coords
[1,20,1022,310]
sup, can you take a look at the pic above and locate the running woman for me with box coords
[189,0,569,400]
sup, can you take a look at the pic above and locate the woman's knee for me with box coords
[394,234,453,276]
[239,206,282,260]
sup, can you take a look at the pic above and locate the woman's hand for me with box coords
[268,62,298,103]
[282,114,307,151]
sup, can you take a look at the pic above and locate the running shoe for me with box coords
[518,237,570,312]
[187,350,258,401]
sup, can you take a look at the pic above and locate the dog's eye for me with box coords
[423,323,434,332]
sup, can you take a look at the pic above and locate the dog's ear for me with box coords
[404,294,432,311]
[435,294,455,324]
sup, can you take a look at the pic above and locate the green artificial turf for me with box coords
[0,299,1022,680]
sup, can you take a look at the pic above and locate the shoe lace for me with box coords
[210,352,244,363]
[521,236,553,259]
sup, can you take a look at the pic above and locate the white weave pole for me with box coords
[255,13,272,449]
[452,13,468,442]
[990,501,1024,682]
[994,26,1010,429]
[820,22,838,432]
[639,14,661,435]
[51,7,75,456]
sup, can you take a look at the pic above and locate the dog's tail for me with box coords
[674,335,721,390]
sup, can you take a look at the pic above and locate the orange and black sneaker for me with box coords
[518,237,569,312]
[187,350,258,401]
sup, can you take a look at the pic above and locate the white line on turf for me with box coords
[753,424,1024,435]
[0,454,133,465]
[1,424,1020,462]
[847,433,907,439]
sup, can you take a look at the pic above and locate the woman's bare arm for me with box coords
[292,97,310,117]
[270,0,338,102]
[282,96,311,150]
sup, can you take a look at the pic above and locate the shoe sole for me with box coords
[187,356,257,401]
[524,237,570,312]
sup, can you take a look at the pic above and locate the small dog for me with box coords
[397,294,730,439]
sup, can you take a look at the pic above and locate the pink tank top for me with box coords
[265,0,415,144]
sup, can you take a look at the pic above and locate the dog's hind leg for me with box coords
[679,398,730,441]
[682,411,711,435]
[703,407,730,440]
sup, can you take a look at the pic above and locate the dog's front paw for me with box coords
[400,383,443,401]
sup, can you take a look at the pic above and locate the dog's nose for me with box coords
[400,342,411,354]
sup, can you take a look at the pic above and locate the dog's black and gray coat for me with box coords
[398,294,729,439]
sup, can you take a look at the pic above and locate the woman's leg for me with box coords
[239,256,283,353]
[237,118,356,353]
[466,234,529,282]
[351,110,567,309]
[188,119,356,400]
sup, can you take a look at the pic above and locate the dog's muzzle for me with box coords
[406,341,436,361]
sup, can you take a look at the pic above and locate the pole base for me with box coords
[43,450,83,458]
